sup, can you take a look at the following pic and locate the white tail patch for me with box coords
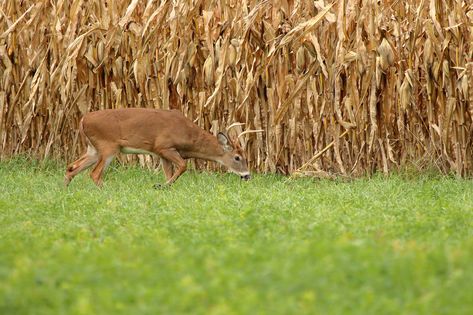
[87,144,98,157]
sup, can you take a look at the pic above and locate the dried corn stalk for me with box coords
[1,0,472,176]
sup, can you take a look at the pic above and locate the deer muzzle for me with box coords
[241,174,251,180]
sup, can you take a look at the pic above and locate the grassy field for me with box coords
[1,158,473,315]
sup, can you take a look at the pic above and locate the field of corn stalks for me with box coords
[1,0,472,176]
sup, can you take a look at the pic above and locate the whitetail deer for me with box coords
[65,108,251,187]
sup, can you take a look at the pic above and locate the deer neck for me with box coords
[188,131,225,162]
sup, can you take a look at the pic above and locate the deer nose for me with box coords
[241,174,251,180]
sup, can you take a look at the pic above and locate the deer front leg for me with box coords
[161,158,174,181]
[157,149,187,186]
[154,158,174,189]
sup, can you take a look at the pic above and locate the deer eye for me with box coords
[234,155,241,161]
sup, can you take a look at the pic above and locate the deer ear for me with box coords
[217,132,233,152]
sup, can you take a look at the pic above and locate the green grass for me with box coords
[1,158,473,315]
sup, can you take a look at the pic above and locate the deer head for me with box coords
[217,132,251,180]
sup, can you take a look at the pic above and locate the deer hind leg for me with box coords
[90,149,117,187]
[65,145,99,186]
[158,149,186,186]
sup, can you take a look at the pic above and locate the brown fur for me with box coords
[65,108,250,187]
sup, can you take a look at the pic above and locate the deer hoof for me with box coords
[153,183,164,190]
